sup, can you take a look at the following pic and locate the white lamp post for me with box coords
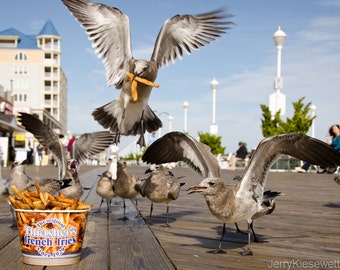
[168,115,173,132]
[270,26,287,117]
[183,101,189,133]
[210,78,219,135]
[310,104,316,138]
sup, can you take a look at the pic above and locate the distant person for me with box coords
[37,144,44,166]
[67,135,76,158]
[26,143,34,165]
[228,141,248,170]
[9,145,16,164]
[296,124,340,173]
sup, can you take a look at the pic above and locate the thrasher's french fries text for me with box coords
[8,182,92,258]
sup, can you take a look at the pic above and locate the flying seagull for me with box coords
[18,112,116,198]
[142,131,340,255]
[61,0,234,146]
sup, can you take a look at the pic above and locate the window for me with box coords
[14,52,27,61]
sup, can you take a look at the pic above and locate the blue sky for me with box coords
[1,0,340,154]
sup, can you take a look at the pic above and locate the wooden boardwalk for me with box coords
[1,165,340,269]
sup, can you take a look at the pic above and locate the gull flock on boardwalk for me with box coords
[142,131,340,255]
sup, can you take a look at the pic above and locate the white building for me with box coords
[0,20,67,135]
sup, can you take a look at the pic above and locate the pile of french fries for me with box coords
[8,181,92,211]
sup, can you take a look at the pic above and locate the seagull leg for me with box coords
[164,204,170,227]
[106,199,111,213]
[134,198,141,218]
[240,222,254,256]
[250,222,260,243]
[235,222,246,234]
[96,198,104,213]
[137,111,146,147]
[148,202,153,225]
[118,199,129,220]
[208,223,227,254]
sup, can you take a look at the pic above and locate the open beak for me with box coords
[187,185,207,194]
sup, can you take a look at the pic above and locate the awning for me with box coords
[0,114,26,133]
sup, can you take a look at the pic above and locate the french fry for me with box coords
[8,183,92,211]
[126,71,159,101]
[39,191,48,207]
[11,186,23,198]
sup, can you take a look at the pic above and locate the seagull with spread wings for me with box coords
[142,131,340,255]
[18,112,116,198]
[61,0,234,146]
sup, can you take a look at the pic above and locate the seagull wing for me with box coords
[238,133,340,202]
[18,113,66,180]
[61,0,132,88]
[73,131,116,164]
[151,8,234,68]
[142,131,220,178]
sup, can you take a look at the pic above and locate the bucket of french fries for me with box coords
[8,183,92,266]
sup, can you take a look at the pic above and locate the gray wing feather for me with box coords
[18,113,66,180]
[61,0,132,88]
[142,131,220,177]
[73,131,116,164]
[151,8,234,68]
[239,133,340,202]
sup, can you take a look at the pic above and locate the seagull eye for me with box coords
[208,181,216,187]
[143,64,148,71]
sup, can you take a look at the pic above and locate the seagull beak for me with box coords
[187,185,207,194]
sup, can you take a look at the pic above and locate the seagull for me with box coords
[113,161,142,220]
[96,170,115,212]
[8,159,72,195]
[61,0,234,147]
[234,190,282,243]
[8,159,72,228]
[141,165,185,226]
[18,112,116,198]
[142,131,340,255]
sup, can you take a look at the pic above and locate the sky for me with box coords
[1,0,340,154]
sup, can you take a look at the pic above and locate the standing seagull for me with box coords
[142,165,185,227]
[142,131,340,255]
[61,0,234,147]
[234,190,282,243]
[18,112,116,198]
[113,161,142,220]
[96,171,115,212]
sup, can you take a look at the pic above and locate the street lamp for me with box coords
[210,78,218,135]
[168,115,173,132]
[154,111,170,138]
[310,104,317,138]
[183,101,189,133]
[269,26,287,117]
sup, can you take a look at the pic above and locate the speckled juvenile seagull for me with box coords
[18,112,116,198]
[142,131,340,255]
[61,0,234,147]
[142,165,185,226]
